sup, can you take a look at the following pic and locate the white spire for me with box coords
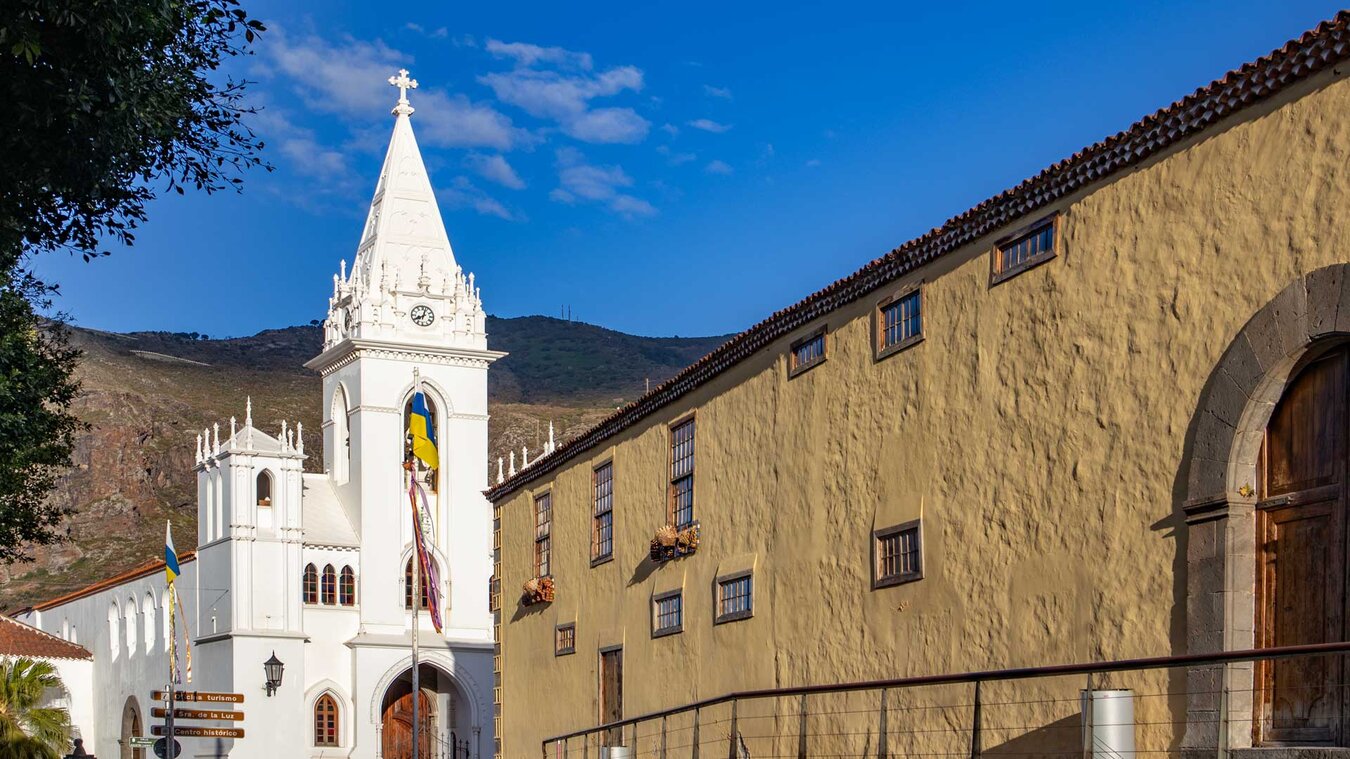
[230,416,237,442]
[508,451,516,477]
[195,434,203,464]
[245,396,253,427]
[213,423,220,453]
[352,69,457,297]
[497,457,504,484]
[296,423,305,455]
[546,422,556,455]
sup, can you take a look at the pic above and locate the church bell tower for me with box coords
[304,69,503,641]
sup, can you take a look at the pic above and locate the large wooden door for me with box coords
[1258,349,1348,745]
[600,647,623,746]
[382,691,434,759]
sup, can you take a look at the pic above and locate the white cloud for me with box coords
[705,159,733,175]
[609,195,657,217]
[703,85,733,100]
[486,39,593,70]
[261,26,526,150]
[405,23,449,39]
[413,89,530,151]
[465,153,525,189]
[438,177,516,220]
[479,40,649,144]
[564,107,649,143]
[661,123,680,137]
[805,158,822,167]
[553,147,655,217]
[687,118,732,134]
[251,108,351,181]
[656,145,696,166]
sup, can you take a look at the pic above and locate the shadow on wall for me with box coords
[982,712,1081,756]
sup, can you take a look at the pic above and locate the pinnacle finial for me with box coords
[296,422,304,455]
[245,396,253,427]
[497,457,504,484]
[389,68,418,116]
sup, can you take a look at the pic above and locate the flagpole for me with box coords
[411,367,421,759]
[167,573,176,753]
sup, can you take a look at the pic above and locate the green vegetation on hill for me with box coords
[0,316,728,609]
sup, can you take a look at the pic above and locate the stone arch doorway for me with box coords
[380,664,471,759]
[1181,264,1350,752]
[120,696,144,759]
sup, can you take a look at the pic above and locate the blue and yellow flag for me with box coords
[409,390,439,470]
[165,521,180,583]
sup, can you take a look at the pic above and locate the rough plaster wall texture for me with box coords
[501,73,1350,755]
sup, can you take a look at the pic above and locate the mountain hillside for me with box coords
[0,318,729,609]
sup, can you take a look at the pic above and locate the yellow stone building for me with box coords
[491,13,1350,758]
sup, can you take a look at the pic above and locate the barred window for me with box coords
[874,521,923,588]
[877,288,922,358]
[670,419,696,529]
[716,574,753,623]
[653,592,683,636]
[339,566,356,606]
[593,462,614,562]
[534,492,552,577]
[314,693,339,747]
[788,327,827,376]
[303,563,319,604]
[994,216,1057,282]
[321,564,337,605]
[555,623,576,656]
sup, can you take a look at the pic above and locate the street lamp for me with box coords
[264,652,285,697]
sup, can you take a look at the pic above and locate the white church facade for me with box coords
[15,71,500,759]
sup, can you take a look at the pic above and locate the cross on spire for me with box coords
[389,68,418,116]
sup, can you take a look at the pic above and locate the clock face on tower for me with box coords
[410,304,435,327]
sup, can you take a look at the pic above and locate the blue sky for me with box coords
[34,0,1346,338]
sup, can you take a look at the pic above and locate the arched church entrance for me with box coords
[1256,343,1350,745]
[120,696,144,759]
[380,664,471,759]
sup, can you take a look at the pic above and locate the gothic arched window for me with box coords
[108,603,119,659]
[321,565,337,605]
[402,394,439,493]
[143,592,156,653]
[303,564,319,605]
[339,566,356,606]
[125,596,138,655]
[256,470,273,506]
[314,693,339,747]
[404,557,434,610]
[332,386,350,485]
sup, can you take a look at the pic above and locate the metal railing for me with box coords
[542,641,1350,758]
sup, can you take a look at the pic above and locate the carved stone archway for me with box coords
[1181,264,1350,754]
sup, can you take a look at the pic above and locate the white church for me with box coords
[14,71,501,759]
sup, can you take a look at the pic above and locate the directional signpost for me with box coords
[152,725,246,739]
[129,737,156,748]
[148,690,246,744]
[152,707,245,721]
[152,690,245,704]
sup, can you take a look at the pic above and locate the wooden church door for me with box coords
[1257,347,1349,745]
[382,691,434,759]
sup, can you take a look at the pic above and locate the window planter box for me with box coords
[521,576,555,606]
[649,522,700,563]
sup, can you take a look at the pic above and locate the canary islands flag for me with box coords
[165,521,180,583]
[409,390,439,470]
